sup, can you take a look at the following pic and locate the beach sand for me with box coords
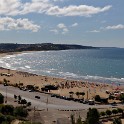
[0,52,123,100]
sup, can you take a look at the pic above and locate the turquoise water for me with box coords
[0,48,124,84]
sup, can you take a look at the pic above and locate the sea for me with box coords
[0,48,124,85]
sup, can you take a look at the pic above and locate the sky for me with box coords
[0,0,124,47]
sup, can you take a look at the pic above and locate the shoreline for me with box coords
[0,51,36,57]
[0,51,124,100]
[0,51,124,85]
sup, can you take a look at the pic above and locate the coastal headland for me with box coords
[0,43,98,53]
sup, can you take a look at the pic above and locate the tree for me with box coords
[112,109,118,115]
[113,118,122,124]
[80,92,85,99]
[100,111,106,117]
[70,114,75,124]
[19,82,23,87]
[106,110,112,117]
[119,94,124,103]
[0,93,4,104]
[5,115,15,123]
[34,86,39,91]
[117,108,124,118]
[76,115,83,124]
[3,78,8,84]
[0,113,5,123]
[117,108,123,114]
[69,92,74,98]
[1,105,14,115]
[14,106,28,117]
[76,92,80,99]
[3,78,10,86]
[86,108,100,124]
[95,95,101,102]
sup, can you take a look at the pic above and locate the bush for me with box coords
[5,115,15,123]
[113,118,122,124]
[0,93,4,104]
[76,115,83,124]
[112,109,118,115]
[106,110,112,117]
[100,111,106,117]
[14,106,28,117]
[0,113,5,123]
[70,114,75,124]
[117,108,123,113]
[86,108,100,124]
[119,94,124,103]
[19,122,42,124]
[0,104,4,112]
[1,105,14,115]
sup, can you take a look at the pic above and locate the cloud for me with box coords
[51,0,64,2]
[0,0,52,16]
[0,0,112,17]
[50,23,68,34]
[106,24,124,30]
[57,23,66,29]
[0,0,21,16]
[62,28,68,34]
[88,30,100,33]
[57,23,68,34]
[46,5,112,17]
[50,29,58,34]
[20,0,52,15]
[71,23,78,27]
[0,17,40,32]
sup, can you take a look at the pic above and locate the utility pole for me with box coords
[5,86,7,103]
[46,95,48,111]
[87,90,88,100]
[8,69,10,74]
[33,106,35,123]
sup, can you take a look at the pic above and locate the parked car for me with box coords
[83,100,89,104]
[51,94,56,97]
[29,89,34,92]
[88,100,95,105]
[35,96,40,99]
[111,102,117,106]
[23,88,27,91]
[79,99,84,103]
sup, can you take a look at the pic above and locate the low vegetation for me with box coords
[0,92,30,123]
[0,104,28,123]
[70,108,124,124]
[19,122,41,124]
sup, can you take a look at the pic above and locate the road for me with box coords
[0,84,121,110]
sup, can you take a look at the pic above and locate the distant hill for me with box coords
[0,43,98,53]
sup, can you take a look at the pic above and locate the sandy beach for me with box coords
[0,52,123,100]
